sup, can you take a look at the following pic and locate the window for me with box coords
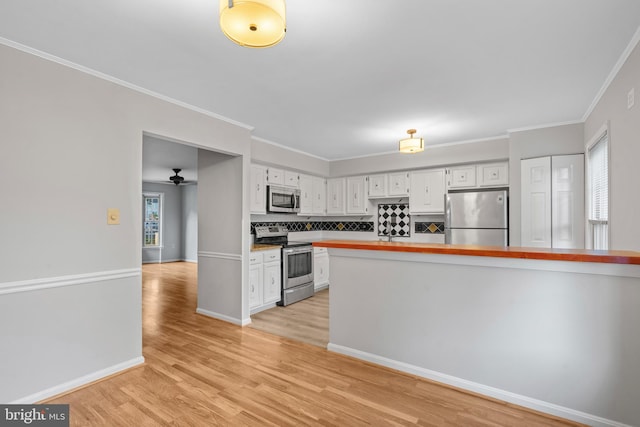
[586,129,609,250]
[143,193,162,247]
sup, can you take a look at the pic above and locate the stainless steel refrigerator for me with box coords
[445,189,508,246]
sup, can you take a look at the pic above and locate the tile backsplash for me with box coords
[251,221,374,234]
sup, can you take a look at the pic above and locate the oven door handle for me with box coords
[283,246,312,255]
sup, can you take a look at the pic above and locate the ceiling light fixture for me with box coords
[398,129,424,154]
[219,0,286,48]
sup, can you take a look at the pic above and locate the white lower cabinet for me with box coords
[313,247,329,290]
[249,253,263,309]
[249,249,282,311]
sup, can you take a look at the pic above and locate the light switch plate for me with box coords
[628,88,635,109]
[107,208,120,225]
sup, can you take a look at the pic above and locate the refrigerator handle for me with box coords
[444,194,451,229]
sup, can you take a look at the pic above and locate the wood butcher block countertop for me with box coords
[312,240,640,265]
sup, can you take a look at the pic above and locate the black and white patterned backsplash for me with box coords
[378,204,411,237]
[250,221,374,234]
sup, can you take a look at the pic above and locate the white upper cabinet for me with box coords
[299,174,314,214]
[284,170,299,188]
[409,169,446,214]
[299,175,326,215]
[388,172,410,196]
[368,172,409,198]
[478,162,509,187]
[312,176,326,215]
[266,167,284,185]
[346,176,369,214]
[446,165,477,189]
[249,165,266,214]
[446,162,508,189]
[326,178,346,215]
[368,174,387,198]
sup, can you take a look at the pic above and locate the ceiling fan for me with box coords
[169,168,188,185]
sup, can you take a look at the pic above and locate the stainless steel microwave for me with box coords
[267,185,301,213]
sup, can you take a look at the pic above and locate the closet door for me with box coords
[552,154,584,249]
[521,157,551,247]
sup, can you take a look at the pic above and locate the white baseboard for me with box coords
[314,283,329,292]
[142,258,197,264]
[250,302,277,315]
[196,308,246,326]
[11,356,145,404]
[327,344,631,427]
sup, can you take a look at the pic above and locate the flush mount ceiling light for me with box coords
[219,0,286,48]
[398,129,424,154]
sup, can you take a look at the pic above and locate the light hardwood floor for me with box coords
[249,288,329,348]
[45,262,584,426]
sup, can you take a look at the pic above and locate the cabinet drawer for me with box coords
[263,250,281,262]
[249,252,263,264]
[314,247,328,255]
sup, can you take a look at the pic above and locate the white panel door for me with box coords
[478,162,509,187]
[263,261,281,304]
[368,174,387,198]
[521,157,551,248]
[552,154,585,249]
[388,172,409,196]
[346,176,368,214]
[249,263,263,309]
[409,169,445,214]
[326,178,345,215]
[312,177,326,215]
[298,174,313,214]
[447,165,477,189]
[249,165,266,214]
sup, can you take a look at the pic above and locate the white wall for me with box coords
[330,138,509,177]
[0,42,250,403]
[251,137,330,177]
[197,150,245,324]
[328,250,640,426]
[585,40,640,251]
[508,123,585,246]
[182,184,198,262]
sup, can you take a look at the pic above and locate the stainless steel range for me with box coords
[254,225,314,306]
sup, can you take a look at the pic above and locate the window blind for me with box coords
[587,132,608,249]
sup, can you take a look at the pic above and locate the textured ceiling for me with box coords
[1,0,640,160]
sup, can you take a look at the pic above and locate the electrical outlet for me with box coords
[628,88,635,109]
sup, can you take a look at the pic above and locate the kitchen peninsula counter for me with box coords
[312,240,640,264]
[316,240,640,426]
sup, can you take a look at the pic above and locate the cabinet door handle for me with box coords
[271,277,275,285]
[251,285,254,292]
[425,186,429,194]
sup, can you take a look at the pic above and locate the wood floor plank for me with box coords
[43,262,585,426]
